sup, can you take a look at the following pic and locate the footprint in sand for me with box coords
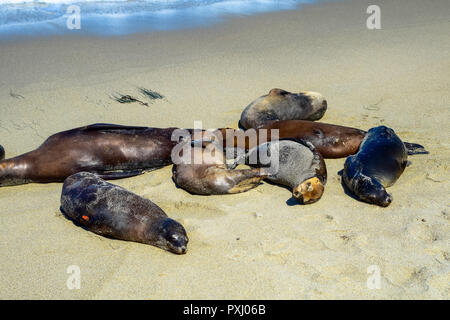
[406,218,441,242]
[161,200,226,219]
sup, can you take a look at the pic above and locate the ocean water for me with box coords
[0,0,316,39]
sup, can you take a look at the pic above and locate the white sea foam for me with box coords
[0,0,316,38]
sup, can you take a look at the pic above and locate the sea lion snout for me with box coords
[372,192,392,207]
[166,239,187,254]
[293,177,324,204]
[361,189,392,207]
[380,194,393,207]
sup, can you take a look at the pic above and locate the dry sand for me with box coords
[0,0,449,299]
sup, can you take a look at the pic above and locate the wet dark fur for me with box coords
[60,172,188,254]
[342,126,408,207]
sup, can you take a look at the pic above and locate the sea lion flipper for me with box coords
[268,88,290,96]
[223,146,247,169]
[96,170,144,180]
[226,168,267,194]
[403,141,429,155]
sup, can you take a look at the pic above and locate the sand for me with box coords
[0,0,449,299]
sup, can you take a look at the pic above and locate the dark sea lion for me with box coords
[60,172,188,254]
[246,139,327,204]
[0,145,4,161]
[172,146,267,195]
[239,89,327,129]
[342,126,408,207]
[202,120,428,159]
[0,123,186,187]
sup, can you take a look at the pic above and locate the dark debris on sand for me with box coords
[111,93,149,107]
[110,87,165,107]
[138,87,165,101]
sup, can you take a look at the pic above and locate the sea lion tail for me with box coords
[403,142,429,155]
[0,144,5,160]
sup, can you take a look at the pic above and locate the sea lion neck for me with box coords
[0,157,32,186]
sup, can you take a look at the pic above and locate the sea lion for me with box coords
[342,126,408,207]
[198,120,428,159]
[0,145,4,160]
[246,139,327,204]
[0,123,187,187]
[60,172,188,254]
[256,120,367,158]
[172,145,267,195]
[239,89,327,129]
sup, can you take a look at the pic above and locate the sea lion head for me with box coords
[292,177,324,204]
[360,182,393,207]
[154,218,189,254]
[298,91,328,121]
[370,191,392,207]
[268,89,327,121]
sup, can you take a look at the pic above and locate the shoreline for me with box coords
[0,0,316,41]
[0,0,449,299]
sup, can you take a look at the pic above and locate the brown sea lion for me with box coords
[61,172,188,254]
[200,120,427,159]
[256,120,366,158]
[239,88,327,129]
[343,126,408,207]
[0,123,187,187]
[172,145,267,195]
